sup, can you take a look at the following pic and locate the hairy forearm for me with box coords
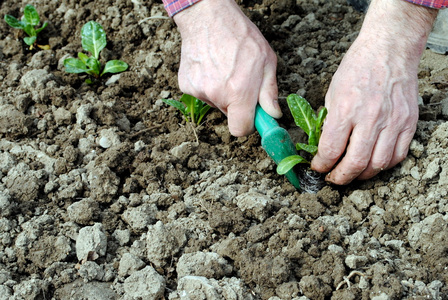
[361,0,438,65]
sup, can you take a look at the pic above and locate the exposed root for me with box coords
[336,271,370,290]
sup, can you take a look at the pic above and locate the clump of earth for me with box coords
[1,0,448,299]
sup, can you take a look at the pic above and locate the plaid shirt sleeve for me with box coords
[402,0,448,8]
[162,0,202,17]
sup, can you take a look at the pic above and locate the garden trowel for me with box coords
[254,105,301,190]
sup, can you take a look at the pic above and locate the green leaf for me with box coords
[86,57,101,76]
[180,94,197,123]
[180,94,195,108]
[101,60,128,76]
[24,5,40,26]
[4,15,23,29]
[308,128,318,147]
[64,58,89,73]
[35,21,48,34]
[197,104,211,124]
[22,24,36,37]
[296,143,318,156]
[277,155,309,175]
[78,52,89,64]
[315,107,327,141]
[23,36,36,46]
[162,99,187,116]
[81,21,107,59]
[286,94,317,137]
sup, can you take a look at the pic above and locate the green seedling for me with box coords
[4,4,49,50]
[162,94,211,125]
[277,94,327,175]
[64,21,128,83]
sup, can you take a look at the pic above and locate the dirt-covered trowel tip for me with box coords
[254,104,326,193]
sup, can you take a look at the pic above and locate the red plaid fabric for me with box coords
[162,0,447,17]
[403,0,448,8]
[162,0,202,17]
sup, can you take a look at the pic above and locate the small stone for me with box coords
[422,158,440,180]
[118,253,145,277]
[123,266,165,299]
[177,251,232,279]
[97,129,121,149]
[347,190,373,211]
[235,191,272,222]
[345,255,368,269]
[76,223,107,261]
[105,74,121,86]
[113,229,131,246]
[328,244,344,254]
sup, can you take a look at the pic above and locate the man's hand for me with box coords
[311,0,438,184]
[173,0,282,136]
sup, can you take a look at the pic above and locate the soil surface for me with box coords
[1,0,448,299]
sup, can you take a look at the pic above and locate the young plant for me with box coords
[277,94,327,175]
[64,21,128,83]
[4,4,49,50]
[162,94,211,125]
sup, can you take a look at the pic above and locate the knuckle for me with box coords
[371,158,390,171]
[318,143,343,161]
[394,151,408,164]
[346,156,369,173]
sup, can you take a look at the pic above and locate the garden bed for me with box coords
[1,0,448,299]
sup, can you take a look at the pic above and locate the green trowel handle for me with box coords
[254,105,301,189]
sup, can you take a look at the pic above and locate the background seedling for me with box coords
[64,21,128,83]
[4,4,49,50]
[277,94,327,175]
[162,94,211,126]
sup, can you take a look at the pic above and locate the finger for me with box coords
[258,55,282,119]
[325,125,377,185]
[388,127,415,167]
[227,97,257,136]
[356,129,396,180]
[311,110,352,173]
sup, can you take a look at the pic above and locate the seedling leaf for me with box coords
[315,107,327,140]
[4,15,23,29]
[86,57,101,76]
[81,21,106,59]
[287,94,316,137]
[162,94,212,125]
[35,21,48,34]
[162,99,187,116]
[277,155,309,175]
[78,52,89,64]
[296,143,318,156]
[23,36,36,46]
[64,58,90,73]
[22,24,36,38]
[101,60,129,76]
[198,105,211,124]
[24,4,40,26]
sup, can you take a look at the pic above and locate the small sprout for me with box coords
[162,94,211,125]
[277,94,327,175]
[4,4,49,50]
[64,21,128,83]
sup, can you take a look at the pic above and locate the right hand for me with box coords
[173,0,282,136]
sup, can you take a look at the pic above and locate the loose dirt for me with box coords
[1,0,448,299]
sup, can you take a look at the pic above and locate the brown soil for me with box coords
[1,0,448,299]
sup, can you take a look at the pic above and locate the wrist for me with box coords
[163,0,203,18]
[359,0,437,65]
